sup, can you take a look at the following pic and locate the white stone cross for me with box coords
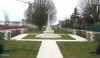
[46,10,52,31]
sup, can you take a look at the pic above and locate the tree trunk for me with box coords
[38,26,42,30]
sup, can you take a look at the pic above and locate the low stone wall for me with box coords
[86,31,94,41]
[11,30,21,37]
[0,30,11,40]
[61,28,72,32]
[81,30,87,38]
[10,28,27,38]
[76,30,81,36]
[65,28,73,33]
[0,28,27,40]
[74,29,86,38]
[73,29,100,41]
[0,32,4,40]
[94,32,100,41]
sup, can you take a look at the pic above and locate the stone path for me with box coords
[11,34,28,40]
[12,34,88,42]
[36,40,63,58]
[10,34,88,58]
[68,34,88,42]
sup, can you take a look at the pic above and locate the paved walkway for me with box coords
[36,40,63,58]
[10,34,88,58]
[11,34,28,40]
[11,34,88,42]
[68,34,88,42]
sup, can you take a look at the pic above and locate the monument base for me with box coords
[35,30,61,38]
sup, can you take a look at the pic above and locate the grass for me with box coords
[54,29,72,34]
[25,28,72,34]
[25,28,44,34]
[23,28,73,40]
[0,40,41,58]
[57,42,100,58]
[22,35,75,40]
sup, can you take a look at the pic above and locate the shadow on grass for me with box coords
[89,52,100,58]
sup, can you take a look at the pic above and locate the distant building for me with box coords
[0,21,21,26]
[21,19,27,26]
[58,20,67,28]
[21,19,36,28]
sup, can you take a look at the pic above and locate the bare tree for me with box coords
[2,8,9,25]
[70,7,80,29]
[79,0,100,25]
[25,0,57,30]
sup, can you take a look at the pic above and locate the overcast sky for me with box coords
[0,0,79,22]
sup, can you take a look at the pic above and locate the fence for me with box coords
[83,26,100,32]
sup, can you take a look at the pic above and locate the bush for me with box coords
[96,44,100,55]
[81,30,86,38]
[76,30,86,38]
[76,30,81,36]
[94,33,100,41]
[28,28,33,31]
[11,30,21,37]
[0,44,4,54]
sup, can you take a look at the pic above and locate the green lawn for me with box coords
[54,29,72,34]
[57,42,100,58]
[0,40,41,58]
[24,28,73,40]
[25,28,44,34]
[25,28,72,34]
[22,35,75,40]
